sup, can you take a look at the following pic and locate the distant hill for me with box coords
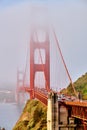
[61,73,87,100]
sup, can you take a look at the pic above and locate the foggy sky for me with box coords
[0,0,87,88]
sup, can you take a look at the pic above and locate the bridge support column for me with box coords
[47,92,58,130]
[68,117,75,130]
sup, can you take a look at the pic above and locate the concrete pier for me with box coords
[47,92,58,130]
[47,92,79,130]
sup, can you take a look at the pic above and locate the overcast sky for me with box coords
[0,0,87,88]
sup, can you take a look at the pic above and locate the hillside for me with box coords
[61,73,87,100]
[13,100,47,130]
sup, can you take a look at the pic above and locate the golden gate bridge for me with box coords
[15,25,87,129]
[15,6,87,129]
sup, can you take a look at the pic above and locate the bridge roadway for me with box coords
[33,89,87,129]
[17,86,87,123]
[17,86,48,105]
[34,88,87,123]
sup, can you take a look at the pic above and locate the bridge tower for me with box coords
[30,27,50,99]
[16,70,24,103]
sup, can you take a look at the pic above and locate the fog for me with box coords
[0,0,87,89]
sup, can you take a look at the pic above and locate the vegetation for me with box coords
[13,100,47,130]
[61,73,87,100]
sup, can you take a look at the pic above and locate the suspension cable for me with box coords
[52,29,77,97]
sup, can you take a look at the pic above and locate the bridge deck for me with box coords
[64,101,87,121]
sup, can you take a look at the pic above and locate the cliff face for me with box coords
[13,100,47,130]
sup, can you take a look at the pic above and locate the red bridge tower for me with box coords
[30,27,50,99]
